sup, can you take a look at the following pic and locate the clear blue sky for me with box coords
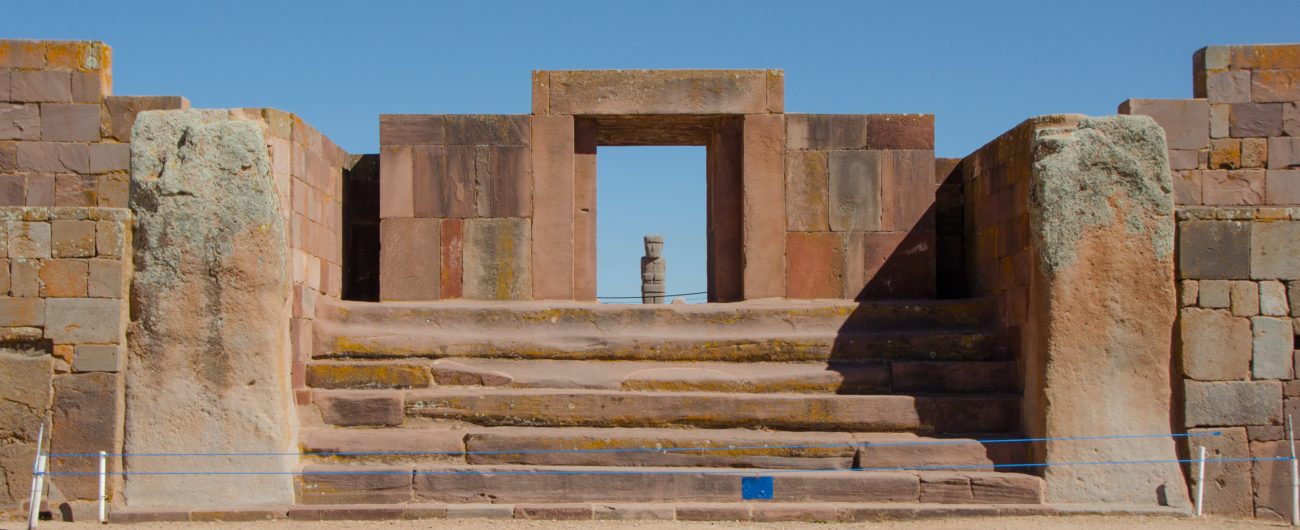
[7,0,1297,300]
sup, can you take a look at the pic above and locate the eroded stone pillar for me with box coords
[125,110,296,507]
[641,235,665,304]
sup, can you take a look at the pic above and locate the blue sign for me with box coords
[741,476,774,500]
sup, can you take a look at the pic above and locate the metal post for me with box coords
[98,451,108,524]
[26,423,45,530]
[1195,445,1206,517]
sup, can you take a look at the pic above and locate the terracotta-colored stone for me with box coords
[785,232,843,299]
[38,259,88,297]
[1229,103,1284,138]
[1240,137,1268,169]
[17,141,88,173]
[379,218,439,301]
[443,115,529,146]
[530,115,574,300]
[51,219,95,257]
[742,114,785,299]
[859,230,935,299]
[45,297,119,344]
[1173,170,1202,205]
[1252,440,1295,521]
[89,143,130,174]
[0,103,39,140]
[306,363,431,389]
[40,103,99,142]
[1203,169,1264,205]
[298,464,412,505]
[10,70,70,102]
[1252,69,1300,103]
[379,145,413,218]
[49,372,120,500]
[787,114,934,150]
[514,504,593,520]
[1179,308,1251,380]
[412,145,474,218]
[1207,70,1251,104]
[1118,99,1209,150]
[882,149,936,232]
[1269,136,1300,169]
[1185,380,1281,427]
[1251,221,1300,280]
[102,95,189,142]
[1266,170,1300,204]
[1209,138,1240,169]
[53,174,96,207]
[379,114,444,145]
[1229,280,1259,316]
[439,218,463,299]
[543,70,773,115]
[572,118,597,301]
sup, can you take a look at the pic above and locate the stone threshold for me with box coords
[106,502,1190,523]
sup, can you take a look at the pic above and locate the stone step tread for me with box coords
[109,502,1191,523]
[296,464,1045,505]
[311,388,1020,434]
[304,357,1017,394]
[299,426,1026,470]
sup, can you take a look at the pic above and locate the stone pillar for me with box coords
[641,235,665,304]
[1023,115,1188,506]
[124,109,296,507]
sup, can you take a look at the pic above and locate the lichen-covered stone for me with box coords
[125,109,295,507]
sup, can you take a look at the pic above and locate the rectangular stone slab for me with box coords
[537,70,779,115]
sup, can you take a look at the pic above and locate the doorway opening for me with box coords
[595,146,707,304]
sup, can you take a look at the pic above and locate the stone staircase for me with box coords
[295,298,1043,514]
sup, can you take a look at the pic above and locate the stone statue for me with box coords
[641,235,666,304]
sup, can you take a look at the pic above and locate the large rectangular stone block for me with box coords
[741,114,786,299]
[102,96,190,142]
[1269,137,1300,170]
[0,349,51,506]
[17,142,89,173]
[439,218,463,300]
[859,230,935,299]
[1185,380,1282,427]
[1252,316,1293,379]
[50,372,120,500]
[785,232,843,299]
[443,115,529,146]
[379,145,413,218]
[1229,103,1285,137]
[540,70,775,115]
[530,115,574,300]
[1266,170,1300,204]
[379,114,444,146]
[1252,70,1300,103]
[881,150,936,232]
[1118,99,1210,150]
[1180,308,1251,380]
[827,150,882,231]
[39,103,99,142]
[787,114,934,151]
[474,145,531,217]
[10,70,71,102]
[1185,427,1252,517]
[785,150,829,231]
[0,103,39,140]
[572,119,597,302]
[1178,220,1250,279]
[1251,221,1300,279]
[379,218,439,301]
[45,297,119,344]
[412,145,475,218]
[462,218,531,300]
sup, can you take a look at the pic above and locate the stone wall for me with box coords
[0,207,130,513]
[1120,43,1300,520]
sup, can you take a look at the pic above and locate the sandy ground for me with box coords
[0,515,1289,529]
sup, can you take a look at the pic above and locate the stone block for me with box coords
[314,391,404,427]
[379,218,439,301]
[1252,440,1297,521]
[1291,281,1300,315]
[1259,280,1289,316]
[49,372,120,500]
[439,218,463,299]
[785,150,829,231]
[0,349,51,505]
[1179,279,1199,307]
[1173,170,1202,204]
[1229,103,1284,138]
[7,221,50,258]
[39,103,99,142]
[1169,149,1199,171]
[1210,104,1230,138]
[39,259,88,297]
[95,220,124,257]
[412,145,475,218]
[593,504,674,521]
[787,114,934,150]
[0,103,40,140]
[17,141,88,173]
[1178,220,1250,279]
[882,150,935,232]
[462,218,531,300]
[306,364,431,389]
[827,150,881,231]
[102,95,189,142]
[514,504,593,520]
[96,174,128,207]
[10,259,38,297]
[1198,280,1229,307]
[1269,137,1300,169]
[1206,70,1251,104]
[88,143,130,174]
[379,114,444,145]
[1286,103,1300,136]
[45,297,119,344]
[1266,170,1300,204]
[860,230,935,299]
[1252,69,1300,103]
[0,141,15,173]
[1185,380,1282,427]
[742,114,786,299]
[1118,99,1209,149]
[1251,221,1300,279]
[1209,138,1239,169]
[474,145,531,217]
[73,344,121,373]
[1179,308,1251,380]
[443,115,529,146]
[71,71,101,103]
[298,464,412,504]
[542,69,772,115]
[87,258,122,298]
[1204,169,1264,205]
[785,232,843,299]
[0,41,46,69]
[1230,280,1259,316]
[379,145,413,218]
[25,174,53,206]
[530,115,575,300]
[54,174,96,207]
[1241,139,1267,171]
[1252,316,1293,379]
[51,219,94,257]
[1185,427,1252,517]
[444,504,514,519]
[10,70,70,102]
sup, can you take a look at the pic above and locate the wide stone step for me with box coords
[311,389,1020,433]
[299,427,1027,470]
[313,297,1005,362]
[296,464,1044,505]
[305,358,1018,394]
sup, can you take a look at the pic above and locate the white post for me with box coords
[1195,445,1206,517]
[1289,414,1297,527]
[26,423,45,530]
[98,451,107,524]
[27,455,46,530]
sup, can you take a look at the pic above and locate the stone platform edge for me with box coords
[102,502,1191,523]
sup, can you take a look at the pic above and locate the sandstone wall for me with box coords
[1120,43,1300,521]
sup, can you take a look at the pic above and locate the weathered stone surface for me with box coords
[314,391,404,427]
[102,96,189,142]
[38,259,88,297]
[379,114,445,146]
[1197,279,1230,308]
[787,114,934,150]
[1267,170,1300,204]
[51,219,94,258]
[828,150,881,231]
[1270,137,1300,169]
[7,220,49,258]
[1206,70,1251,104]
[379,218,439,301]
[1252,317,1293,379]
[1251,221,1300,279]
[1118,99,1209,150]
[0,349,51,507]
[1180,308,1251,380]
[378,145,413,218]
[39,103,99,142]
[298,464,412,505]
[742,114,786,299]
[0,103,39,140]
[530,115,574,300]
[45,297,118,343]
[125,110,295,507]
[1178,220,1250,279]
[541,70,774,115]
[785,150,828,231]
[1185,380,1282,427]
[1229,280,1259,316]
[462,218,530,300]
[1252,69,1300,103]
[474,145,531,217]
[49,372,119,500]
[784,232,842,299]
[1259,280,1289,316]
[1229,103,1285,137]
[72,344,120,372]
[1241,138,1268,168]
[306,363,431,389]
[1252,440,1297,521]
[1186,427,1252,517]
[1022,116,1186,506]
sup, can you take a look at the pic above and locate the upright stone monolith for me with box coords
[641,235,665,304]
[124,110,296,507]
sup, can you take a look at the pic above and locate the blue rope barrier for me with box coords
[43,431,1222,459]
[36,455,1295,478]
